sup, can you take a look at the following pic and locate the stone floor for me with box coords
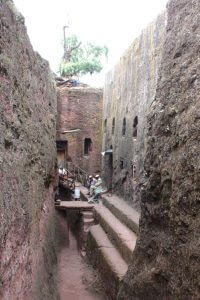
[56,211,105,300]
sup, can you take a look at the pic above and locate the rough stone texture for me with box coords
[118,0,200,299]
[102,13,166,210]
[87,224,128,300]
[0,1,58,299]
[101,194,140,234]
[57,86,103,174]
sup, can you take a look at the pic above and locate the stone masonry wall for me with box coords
[0,1,58,299]
[102,13,166,210]
[57,86,103,175]
[118,0,200,298]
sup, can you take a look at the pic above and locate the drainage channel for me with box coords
[56,210,105,300]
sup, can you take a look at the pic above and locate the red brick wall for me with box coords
[57,87,103,175]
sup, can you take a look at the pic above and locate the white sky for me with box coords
[14,0,168,86]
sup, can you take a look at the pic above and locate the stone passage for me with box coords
[55,200,95,254]
[1,0,199,299]
[87,194,140,299]
[56,210,104,300]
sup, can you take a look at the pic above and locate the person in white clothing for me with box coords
[88,174,103,203]
[89,176,97,196]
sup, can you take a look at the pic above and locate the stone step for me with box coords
[94,204,137,264]
[82,218,94,224]
[87,224,128,299]
[81,211,93,219]
[82,219,94,232]
[101,194,140,234]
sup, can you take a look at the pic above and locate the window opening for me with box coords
[120,159,124,169]
[104,119,107,133]
[112,118,115,135]
[122,118,126,136]
[131,162,136,178]
[133,116,138,138]
[84,138,92,155]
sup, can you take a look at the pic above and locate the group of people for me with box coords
[86,174,103,203]
[58,165,103,203]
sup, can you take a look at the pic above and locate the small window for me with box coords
[131,162,136,178]
[120,160,124,169]
[104,119,107,133]
[122,118,126,136]
[133,116,138,138]
[112,118,115,135]
[84,138,92,155]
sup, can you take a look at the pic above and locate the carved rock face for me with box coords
[118,0,200,299]
[102,13,166,210]
[0,1,58,299]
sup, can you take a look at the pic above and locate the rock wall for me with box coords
[102,13,166,209]
[57,86,103,175]
[118,0,200,298]
[0,1,58,299]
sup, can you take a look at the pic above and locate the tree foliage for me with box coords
[59,34,108,77]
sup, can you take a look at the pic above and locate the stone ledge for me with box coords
[102,194,140,234]
[94,204,137,264]
[55,200,94,210]
[87,224,128,299]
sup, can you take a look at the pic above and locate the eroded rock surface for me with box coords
[0,1,58,299]
[118,0,200,299]
[102,13,166,209]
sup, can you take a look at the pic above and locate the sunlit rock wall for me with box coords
[102,13,166,210]
[118,0,200,298]
[0,1,58,299]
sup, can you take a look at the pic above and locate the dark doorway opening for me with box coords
[56,140,68,168]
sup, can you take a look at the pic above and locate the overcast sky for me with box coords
[14,0,168,86]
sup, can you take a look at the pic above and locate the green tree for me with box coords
[59,32,108,78]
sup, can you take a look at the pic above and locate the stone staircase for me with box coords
[87,194,140,299]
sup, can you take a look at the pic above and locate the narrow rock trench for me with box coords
[56,210,105,300]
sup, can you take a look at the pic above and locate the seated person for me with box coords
[58,166,64,175]
[89,176,97,196]
[86,175,93,189]
[88,174,103,203]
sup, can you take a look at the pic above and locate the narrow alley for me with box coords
[56,210,105,300]
[0,0,199,299]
